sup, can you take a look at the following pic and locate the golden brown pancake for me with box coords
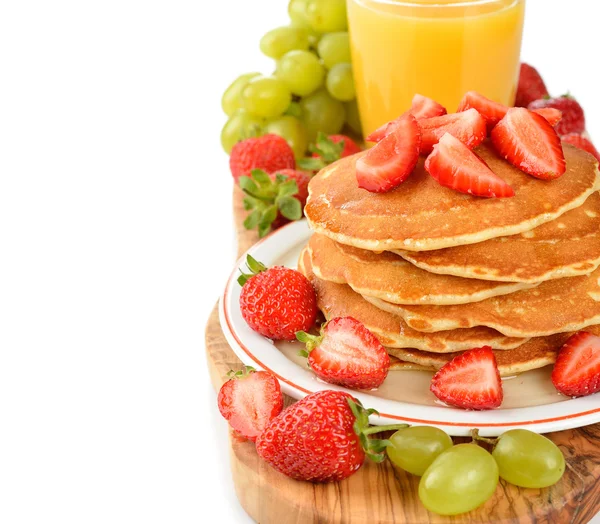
[364,265,600,337]
[388,356,433,372]
[305,142,599,252]
[394,191,600,283]
[308,234,536,305]
[387,325,600,377]
[298,248,528,352]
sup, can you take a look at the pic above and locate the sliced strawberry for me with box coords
[457,91,508,130]
[217,366,284,441]
[366,95,446,143]
[418,108,487,155]
[531,108,562,127]
[356,113,421,193]
[491,108,566,180]
[551,332,600,397]
[430,347,503,410]
[562,133,600,163]
[297,317,391,390]
[410,93,447,120]
[425,133,514,198]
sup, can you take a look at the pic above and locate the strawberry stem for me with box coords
[362,424,410,436]
[295,327,325,356]
[237,255,268,286]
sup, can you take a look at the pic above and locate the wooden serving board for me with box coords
[204,188,600,523]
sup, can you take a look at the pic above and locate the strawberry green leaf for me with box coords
[243,209,261,230]
[251,169,274,187]
[298,157,326,171]
[238,176,258,194]
[245,255,267,275]
[277,179,299,199]
[243,196,257,211]
[278,196,302,220]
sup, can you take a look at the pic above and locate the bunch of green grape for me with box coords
[386,426,566,516]
[220,0,362,159]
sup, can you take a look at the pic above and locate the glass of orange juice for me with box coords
[347,0,526,137]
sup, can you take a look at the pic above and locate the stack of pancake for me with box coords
[300,141,600,377]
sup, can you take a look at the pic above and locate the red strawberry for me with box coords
[238,255,317,340]
[491,108,566,180]
[418,108,487,155]
[366,95,446,143]
[326,134,362,158]
[356,113,421,193]
[239,168,310,237]
[410,93,447,120]
[299,133,362,172]
[551,332,600,397]
[230,134,296,183]
[457,91,508,130]
[256,391,399,482]
[562,133,600,163]
[528,95,586,136]
[425,133,514,198]
[532,107,562,127]
[217,366,284,441]
[296,317,391,390]
[430,346,503,410]
[515,63,549,107]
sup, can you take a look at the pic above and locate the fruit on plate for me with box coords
[238,255,317,340]
[419,444,499,516]
[356,112,421,192]
[298,132,362,171]
[229,134,296,183]
[457,91,508,130]
[239,168,310,237]
[562,133,600,162]
[492,429,565,488]
[515,63,549,107]
[387,426,453,476]
[425,133,514,198]
[217,366,284,442]
[528,94,586,136]
[256,390,406,482]
[491,108,566,180]
[430,346,503,410]
[366,94,446,143]
[551,331,600,397]
[418,108,487,155]
[296,316,391,389]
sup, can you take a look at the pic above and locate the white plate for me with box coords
[219,220,600,436]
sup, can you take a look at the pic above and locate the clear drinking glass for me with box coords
[346,0,526,136]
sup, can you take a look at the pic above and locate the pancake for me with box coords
[389,356,433,372]
[298,247,528,352]
[394,191,600,283]
[387,325,600,377]
[363,264,600,337]
[305,142,599,252]
[308,234,536,305]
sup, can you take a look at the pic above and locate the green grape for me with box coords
[419,444,499,516]
[266,115,309,159]
[492,430,565,489]
[260,26,310,59]
[387,426,453,477]
[317,32,351,69]
[326,63,355,102]
[300,89,346,141]
[221,73,260,116]
[241,76,292,119]
[288,0,311,28]
[220,109,263,154]
[307,0,348,33]
[277,50,325,97]
[284,101,303,119]
[344,100,362,135]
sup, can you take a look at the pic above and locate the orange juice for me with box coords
[347,0,525,136]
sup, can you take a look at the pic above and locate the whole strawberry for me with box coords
[298,132,362,172]
[562,133,600,163]
[217,366,284,441]
[297,317,390,390]
[238,255,317,340]
[528,95,585,136]
[515,63,549,107]
[239,168,311,237]
[230,134,296,183]
[256,390,401,482]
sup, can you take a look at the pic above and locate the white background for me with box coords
[1,1,599,523]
